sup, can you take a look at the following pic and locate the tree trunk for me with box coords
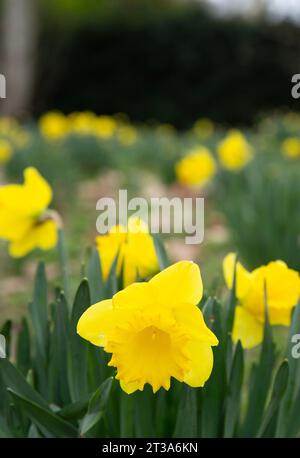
[1,0,37,118]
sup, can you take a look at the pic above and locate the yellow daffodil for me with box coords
[0,139,13,163]
[39,111,70,140]
[217,130,252,171]
[94,115,117,139]
[175,146,216,187]
[281,137,300,158]
[193,118,214,139]
[117,125,137,146]
[0,167,58,257]
[223,253,300,349]
[69,111,97,136]
[96,217,159,287]
[77,260,218,394]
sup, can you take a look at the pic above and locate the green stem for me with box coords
[57,228,70,305]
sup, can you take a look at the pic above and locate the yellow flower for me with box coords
[96,217,159,287]
[0,167,58,257]
[94,115,117,139]
[175,146,216,186]
[77,260,218,394]
[281,137,300,158]
[0,139,13,163]
[117,125,137,146]
[223,253,300,349]
[217,130,252,171]
[69,111,97,136]
[39,111,69,140]
[193,118,214,139]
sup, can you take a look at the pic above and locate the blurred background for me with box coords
[1,0,300,125]
[0,0,299,325]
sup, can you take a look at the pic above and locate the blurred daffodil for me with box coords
[94,115,117,139]
[218,130,252,171]
[69,111,97,136]
[117,125,137,146]
[281,137,300,158]
[0,167,58,257]
[193,118,214,139]
[223,253,300,349]
[96,216,159,287]
[0,139,13,163]
[39,111,70,140]
[175,146,216,187]
[77,260,218,394]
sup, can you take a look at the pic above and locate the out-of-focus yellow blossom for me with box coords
[69,111,97,136]
[39,112,70,140]
[96,217,159,287]
[77,260,218,394]
[0,167,58,257]
[193,118,214,139]
[117,125,137,146]
[94,116,117,139]
[0,139,13,163]
[175,146,216,187]
[281,137,300,158]
[217,130,252,171]
[223,253,300,349]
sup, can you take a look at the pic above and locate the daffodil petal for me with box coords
[223,252,252,299]
[150,261,203,308]
[174,304,218,345]
[184,340,214,388]
[119,379,140,395]
[232,306,263,349]
[77,299,114,347]
[9,219,58,258]
[0,167,52,216]
[113,282,151,310]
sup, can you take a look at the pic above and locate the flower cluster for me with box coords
[39,111,137,145]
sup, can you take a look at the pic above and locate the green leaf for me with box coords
[16,318,31,376]
[242,302,275,437]
[8,389,78,438]
[29,262,48,360]
[200,298,225,437]
[224,341,244,437]
[134,387,155,438]
[173,385,197,438]
[276,301,300,437]
[58,398,89,421]
[257,360,289,438]
[48,292,71,405]
[80,377,113,435]
[0,359,48,410]
[87,247,105,303]
[153,234,170,270]
[29,262,49,397]
[120,392,135,438]
[57,228,71,303]
[68,279,90,402]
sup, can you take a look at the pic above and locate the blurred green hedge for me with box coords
[34,5,300,128]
